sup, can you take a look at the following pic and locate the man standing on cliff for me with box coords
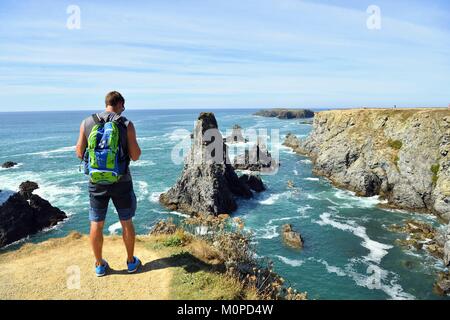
[76,91,142,277]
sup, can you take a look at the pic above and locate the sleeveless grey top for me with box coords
[82,111,132,182]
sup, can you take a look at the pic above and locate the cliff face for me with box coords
[287,108,450,220]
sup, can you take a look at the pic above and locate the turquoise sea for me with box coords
[0,109,448,300]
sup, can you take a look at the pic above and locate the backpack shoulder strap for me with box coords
[91,113,104,125]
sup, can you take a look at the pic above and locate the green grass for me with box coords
[143,233,258,300]
[388,139,403,150]
[431,164,440,184]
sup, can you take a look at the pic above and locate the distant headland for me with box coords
[253,108,314,119]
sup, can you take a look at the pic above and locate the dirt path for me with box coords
[0,233,172,300]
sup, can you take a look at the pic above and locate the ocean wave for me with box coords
[254,225,279,239]
[258,192,290,205]
[293,169,298,175]
[275,255,303,267]
[316,212,392,264]
[30,146,76,158]
[310,257,415,300]
[129,160,156,167]
[149,188,169,203]
[333,189,386,208]
[297,204,313,216]
[298,159,312,164]
[304,177,319,181]
[136,181,149,201]
[108,222,122,235]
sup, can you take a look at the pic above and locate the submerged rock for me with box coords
[0,182,66,247]
[1,161,18,169]
[160,112,257,216]
[281,224,304,248]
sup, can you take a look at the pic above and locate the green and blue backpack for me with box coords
[84,114,127,184]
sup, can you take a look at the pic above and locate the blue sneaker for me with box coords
[127,256,141,273]
[95,259,109,277]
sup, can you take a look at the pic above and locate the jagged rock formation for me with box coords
[233,139,278,173]
[284,108,450,220]
[238,174,266,192]
[224,124,247,144]
[0,182,67,247]
[281,224,304,248]
[160,112,262,216]
[254,108,314,119]
[1,161,18,169]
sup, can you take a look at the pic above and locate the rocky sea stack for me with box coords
[0,181,67,247]
[254,108,314,119]
[160,112,264,216]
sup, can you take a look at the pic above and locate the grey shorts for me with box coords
[88,180,136,222]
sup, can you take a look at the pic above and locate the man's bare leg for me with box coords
[90,221,105,266]
[120,219,136,263]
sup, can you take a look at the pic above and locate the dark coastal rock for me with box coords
[19,181,39,200]
[233,139,278,173]
[0,184,67,247]
[281,224,304,248]
[1,161,18,169]
[238,174,266,192]
[160,112,256,216]
[224,124,247,144]
[254,108,314,119]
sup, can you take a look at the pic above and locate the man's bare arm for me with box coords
[76,121,87,159]
[127,121,141,161]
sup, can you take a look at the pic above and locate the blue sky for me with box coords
[0,0,449,111]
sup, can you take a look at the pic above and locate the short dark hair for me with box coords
[105,91,125,107]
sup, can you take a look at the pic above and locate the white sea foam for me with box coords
[31,146,76,158]
[108,222,122,235]
[267,216,300,224]
[130,160,156,167]
[275,255,303,267]
[315,259,347,277]
[306,194,320,200]
[297,205,313,216]
[149,188,169,203]
[259,192,290,205]
[304,177,319,181]
[255,225,279,239]
[316,212,392,264]
[333,189,386,208]
[136,181,149,201]
[169,211,190,218]
[293,169,298,175]
[299,159,312,164]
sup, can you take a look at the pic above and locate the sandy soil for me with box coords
[0,233,172,300]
